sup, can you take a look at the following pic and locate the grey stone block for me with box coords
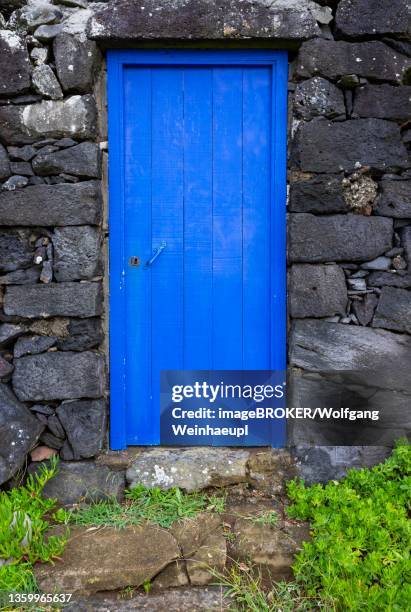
[289,264,348,318]
[12,350,105,401]
[372,286,411,333]
[0,144,10,181]
[9,161,33,176]
[7,145,36,161]
[57,0,88,7]
[53,226,100,281]
[39,432,64,450]
[0,181,101,226]
[32,64,63,100]
[0,96,97,145]
[292,446,391,485]
[289,175,346,214]
[353,85,411,123]
[28,461,125,505]
[352,293,379,326]
[1,175,28,190]
[4,282,102,318]
[30,46,49,66]
[88,0,321,42]
[0,266,41,285]
[33,23,64,41]
[32,142,100,178]
[0,323,25,348]
[289,319,411,393]
[296,39,410,84]
[53,34,98,93]
[367,271,411,289]
[47,414,65,439]
[0,229,33,272]
[288,371,410,447]
[127,447,249,492]
[14,335,57,358]
[294,77,345,120]
[375,180,411,218]
[292,119,409,173]
[361,256,391,271]
[402,226,411,265]
[12,3,62,31]
[288,213,393,263]
[57,399,106,459]
[0,355,14,382]
[57,318,102,352]
[0,383,44,485]
[0,30,31,96]
[336,0,410,38]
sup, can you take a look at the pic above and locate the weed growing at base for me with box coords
[66,486,225,529]
[287,440,411,610]
[0,457,67,593]
[212,562,321,611]
[247,510,278,527]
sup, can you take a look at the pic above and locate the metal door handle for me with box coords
[144,241,167,268]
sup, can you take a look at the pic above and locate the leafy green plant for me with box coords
[0,457,67,592]
[212,561,322,611]
[68,486,225,529]
[52,507,71,525]
[287,441,411,611]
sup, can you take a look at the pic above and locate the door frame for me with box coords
[107,49,288,450]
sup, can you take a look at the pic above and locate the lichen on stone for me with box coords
[342,170,378,215]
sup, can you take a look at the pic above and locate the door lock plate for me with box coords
[129,256,140,267]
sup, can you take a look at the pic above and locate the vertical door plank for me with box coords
[151,68,185,440]
[123,67,152,443]
[242,67,271,368]
[212,67,243,369]
[183,68,213,368]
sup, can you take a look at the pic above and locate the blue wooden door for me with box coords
[108,51,287,448]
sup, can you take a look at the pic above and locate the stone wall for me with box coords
[0,0,106,485]
[0,0,410,490]
[287,1,411,478]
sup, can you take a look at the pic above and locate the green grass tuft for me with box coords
[287,440,411,611]
[67,486,225,529]
[246,510,279,527]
